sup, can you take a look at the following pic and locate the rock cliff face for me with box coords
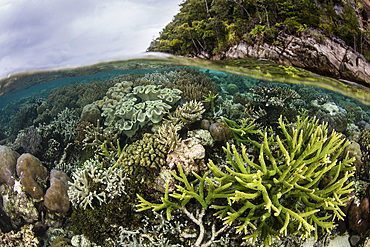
[213,29,370,85]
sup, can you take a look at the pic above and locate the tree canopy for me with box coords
[148,0,369,61]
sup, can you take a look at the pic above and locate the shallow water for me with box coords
[0,55,369,246]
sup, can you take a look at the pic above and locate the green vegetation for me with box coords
[149,0,369,60]
[137,115,355,246]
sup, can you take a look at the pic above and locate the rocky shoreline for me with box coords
[206,29,370,86]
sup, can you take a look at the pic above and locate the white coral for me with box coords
[67,160,128,210]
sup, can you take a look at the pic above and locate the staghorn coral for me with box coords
[118,133,167,184]
[208,116,355,245]
[138,115,356,247]
[221,117,260,144]
[67,159,128,210]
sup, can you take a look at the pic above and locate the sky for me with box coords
[0,0,183,79]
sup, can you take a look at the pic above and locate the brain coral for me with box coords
[118,133,167,184]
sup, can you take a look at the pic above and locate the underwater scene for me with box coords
[0,57,370,247]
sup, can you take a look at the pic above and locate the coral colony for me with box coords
[0,66,369,246]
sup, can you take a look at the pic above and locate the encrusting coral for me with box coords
[137,115,355,246]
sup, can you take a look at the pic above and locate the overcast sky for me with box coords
[0,0,183,79]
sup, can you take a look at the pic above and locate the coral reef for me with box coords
[12,126,41,154]
[360,128,370,155]
[16,153,48,199]
[44,169,72,214]
[188,129,214,147]
[166,100,206,126]
[0,225,39,246]
[249,85,301,123]
[343,141,362,174]
[118,211,185,246]
[225,83,239,95]
[138,115,355,246]
[166,137,207,175]
[81,119,119,160]
[96,84,182,137]
[68,159,128,210]
[157,123,182,153]
[47,75,140,118]
[311,100,348,133]
[1,180,39,226]
[80,103,101,126]
[0,145,19,187]
[165,67,218,109]
[39,108,80,144]
[250,85,301,107]
[118,133,167,184]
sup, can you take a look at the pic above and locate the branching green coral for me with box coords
[222,117,261,144]
[137,164,233,246]
[203,91,218,112]
[136,115,355,246]
[209,115,355,246]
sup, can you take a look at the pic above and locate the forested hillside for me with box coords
[148,0,369,61]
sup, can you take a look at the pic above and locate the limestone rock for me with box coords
[223,29,370,85]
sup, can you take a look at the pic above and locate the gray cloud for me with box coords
[0,0,182,78]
